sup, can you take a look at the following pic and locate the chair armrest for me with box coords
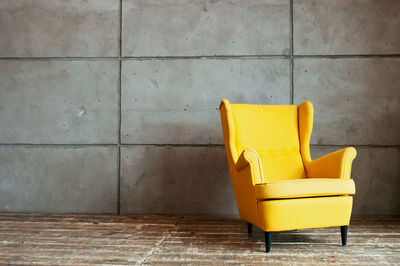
[236,148,264,184]
[306,147,357,179]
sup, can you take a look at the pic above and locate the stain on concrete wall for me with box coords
[0,0,399,215]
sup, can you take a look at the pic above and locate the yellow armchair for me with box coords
[219,99,356,252]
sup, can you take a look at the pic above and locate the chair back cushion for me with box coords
[231,104,306,181]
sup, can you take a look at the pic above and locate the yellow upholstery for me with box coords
[258,196,353,232]
[306,148,357,179]
[219,99,356,232]
[254,178,355,200]
[231,104,306,181]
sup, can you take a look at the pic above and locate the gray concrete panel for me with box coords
[122,0,290,56]
[0,146,118,213]
[0,61,118,144]
[294,58,400,145]
[120,146,237,215]
[121,59,290,144]
[0,0,119,57]
[294,0,400,55]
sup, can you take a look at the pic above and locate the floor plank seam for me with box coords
[137,216,184,265]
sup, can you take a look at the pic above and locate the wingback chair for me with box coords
[219,99,356,252]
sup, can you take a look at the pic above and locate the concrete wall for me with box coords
[0,0,399,215]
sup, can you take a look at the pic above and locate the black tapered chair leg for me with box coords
[265,231,271,253]
[341,225,348,246]
[247,222,252,234]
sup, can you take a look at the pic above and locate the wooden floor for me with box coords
[0,214,399,265]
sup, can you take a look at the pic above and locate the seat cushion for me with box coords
[254,178,355,200]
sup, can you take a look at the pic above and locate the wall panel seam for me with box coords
[0,144,398,148]
[117,0,123,215]
[1,55,400,61]
[290,0,294,105]
[0,144,118,147]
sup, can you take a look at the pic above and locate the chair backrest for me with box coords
[220,100,314,183]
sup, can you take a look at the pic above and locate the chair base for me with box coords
[247,222,252,234]
[341,225,348,245]
[247,222,349,253]
[265,231,271,252]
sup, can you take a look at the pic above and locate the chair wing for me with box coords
[298,101,357,179]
